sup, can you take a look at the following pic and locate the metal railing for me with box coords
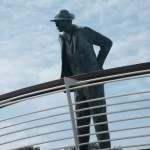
[0,62,150,150]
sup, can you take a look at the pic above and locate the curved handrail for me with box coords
[0,62,150,108]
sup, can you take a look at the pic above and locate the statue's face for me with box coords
[55,20,68,32]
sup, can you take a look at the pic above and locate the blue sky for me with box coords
[0,0,150,149]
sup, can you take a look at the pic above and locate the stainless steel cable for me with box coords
[77,115,150,129]
[0,89,66,108]
[1,89,149,124]
[75,106,150,121]
[0,104,68,123]
[73,90,150,106]
[0,119,71,137]
[0,85,66,105]
[1,100,149,131]
[1,123,149,146]
[1,114,150,138]
[0,111,70,130]
[11,133,150,150]
[78,125,150,138]
[70,74,150,91]
[79,134,150,146]
[74,98,150,113]
[77,69,150,85]
[0,127,72,145]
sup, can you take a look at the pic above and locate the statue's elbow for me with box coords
[109,39,113,49]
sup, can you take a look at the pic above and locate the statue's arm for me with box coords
[83,27,113,69]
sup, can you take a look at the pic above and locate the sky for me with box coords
[0,0,150,150]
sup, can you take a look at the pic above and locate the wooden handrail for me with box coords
[0,62,150,108]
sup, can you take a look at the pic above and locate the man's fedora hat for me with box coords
[51,9,75,21]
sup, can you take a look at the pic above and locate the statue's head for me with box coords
[51,9,75,32]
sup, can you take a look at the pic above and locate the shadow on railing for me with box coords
[0,62,150,150]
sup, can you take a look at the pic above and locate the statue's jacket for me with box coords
[59,25,112,78]
[59,25,111,147]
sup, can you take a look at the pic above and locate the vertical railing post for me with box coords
[64,77,80,150]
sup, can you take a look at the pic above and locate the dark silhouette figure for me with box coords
[51,9,113,150]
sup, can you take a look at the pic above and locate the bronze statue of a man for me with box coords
[51,9,113,150]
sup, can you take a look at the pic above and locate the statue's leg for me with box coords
[89,84,111,149]
[75,89,91,150]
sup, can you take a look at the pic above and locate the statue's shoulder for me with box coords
[74,25,92,34]
[73,25,92,37]
[73,24,86,31]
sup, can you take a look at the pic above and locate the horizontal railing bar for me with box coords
[1,72,148,108]
[76,69,150,85]
[1,102,149,132]
[1,114,150,138]
[0,104,68,123]
[0,111,70,130]
[0,63,149,101]
[78,125,150,138]
[1,114,148,143]
[1,72,149,109]
[70,74,150,91]
[1,96,149,129]
[77,115,150,129]
[0,64,147,107]
[70,70,150,95]
[1,96,149,130]
[1,116,149,149]
[1,99,149,131]
[0,127,72,145]
[0,84,65,105]
[1,89,149,124]
[74,98,150,113]
[75,106,150,121]
[79,134,150,146]
[1,93,149,130]
[0,88,66,108]
[1,124,149,146]
[0,118,71,137]
[1,87,149,112]
[73,90,150,105]
[11,133,150,150]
